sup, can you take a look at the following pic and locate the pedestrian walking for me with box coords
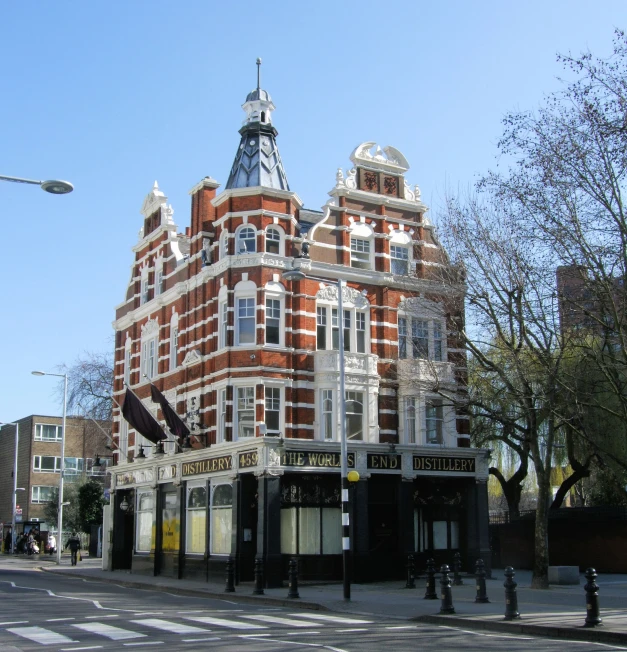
[47,534,57,555]
[65,532,81,565]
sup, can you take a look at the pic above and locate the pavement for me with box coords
[4,553,627,646]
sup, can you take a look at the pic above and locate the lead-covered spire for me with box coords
[225,59,290,190]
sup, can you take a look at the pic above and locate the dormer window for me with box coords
[350,237,371,269]
[238,227,256,254]
[265,227,281,254]
[261,111,266,122]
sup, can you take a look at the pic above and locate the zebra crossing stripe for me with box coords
[184,616,267,630]
[241,614,321,627]
[72,623,146,640]
[7,626,77,645]
[288,613,373,624]
[130,619,213,635]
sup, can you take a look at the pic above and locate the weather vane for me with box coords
[256,57,261,91]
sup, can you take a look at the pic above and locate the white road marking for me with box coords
[85,614,118,619]
[242,614,321,627]
[243,637,348,651]
[133,612,163,616]
[385,625,417,630]
[282,631,322,636]
[60,647,103,651]
[184,615,267,630]
[335,628,368,632]
[7,625,77,645]
[47,618,76,622]
[73,622,146,640]
[182,637,222,643]
[123,643,164,647]
[0,620,29,625]
[288,613,373,624]
[130,618,213,635]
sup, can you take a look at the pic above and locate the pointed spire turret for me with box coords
[225,59,290,191]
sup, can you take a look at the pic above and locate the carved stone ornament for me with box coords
[345,168,357,190]
[349,142,410,174]
[182,349,202,367]
[140,180,168,220]
[141,318,159,337]
[316,285,369,309]
[335,168,345,187]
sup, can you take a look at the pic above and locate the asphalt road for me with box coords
[0,563,625,651]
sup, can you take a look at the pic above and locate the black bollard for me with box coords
[474,558,490,603]
[503,566,520,620]
[287,556,300,599]
[224,556,235,593]
[405,554,416,589]
[424,558,438,600]
[453,552,464,586]
[439,565,455,614]
[584,568,602,627]
[253,556,264,595]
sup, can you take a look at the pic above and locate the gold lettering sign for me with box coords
[158,465,177,480]
[413,456,475,473]
[182,455,233,477]
[280,451,356,468]
[239,450,259,469]
[367,454,401,470]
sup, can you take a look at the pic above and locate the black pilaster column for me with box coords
[400,479,415,560]
[466,479,491,575]
[256,474,283,587]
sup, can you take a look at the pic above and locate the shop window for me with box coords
[350,237,371,269]
[136,491,154,553]
[415,507,460,552]
[186,483,207,554]
[426,401,443,444]
[265,387,281,434]
[210,484,232,554]
[280,476,342,555]
[265,227,281,254]
[405,397,417,444]
[391,245,409,275]
[237,226,256,254]
[321,389,333,440]
[236,386,255,439]
[265,298,281,345]
[236,298,256,345]
[31,486,55,504]
[34,424,62,442]
[345,391,364,440]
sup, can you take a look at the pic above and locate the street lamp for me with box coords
[32,370,68,564]
[0,421,22,554]
[0,174,73,194]
[282,266,359,600]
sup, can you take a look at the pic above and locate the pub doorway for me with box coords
[112,489,134,570]
[367,475,401,580]
[156,485,180,577]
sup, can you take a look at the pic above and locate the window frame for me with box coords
[185,480,207,555]
[236,297,256,346]
[405,396,417,444]
[217,388,227,443]
[391,244,410,275]
[265,297,281,346]
[321,389,334,441]
[33,455,61,473]
[425,400,444,445]
[142,336,158,379]
[235,386,255,440]
[210,483,233,555]
[31,485,55,504]
[265,226,282,255]
[170,324,179,370]
[264,386,281,434]
[136,490,155,553]
[350,236,372,269]
[34,424,63,442]
[345,390,364,441]
[237,226,257,254]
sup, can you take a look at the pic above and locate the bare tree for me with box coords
[57,351,114,421]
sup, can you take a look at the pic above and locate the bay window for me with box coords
[426,400,443,444]
[321,389,333,440]
[317,305,369,353]
[405,397,417,444]
[345,391,364,440]
[237,226,256,254]
[265,298,281,345]
[265,227,281,254]
[237,298,256,345]
[264,387,281,434]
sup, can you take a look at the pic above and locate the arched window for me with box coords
[349,222,375,270]
[235,280,257,346]
[186,482,207,554]
[237,226,256,254]
[220,231,229,259]
[390,230,413,276]
[265,227,281,255]
[265,281,285,347]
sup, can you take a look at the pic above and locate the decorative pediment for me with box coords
[182,349,202,367]
[141,318,159,337]
[350,142,410,174]
[316,285,369,309]
[140,181,168,220]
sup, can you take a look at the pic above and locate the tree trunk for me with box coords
[531,478,551,589]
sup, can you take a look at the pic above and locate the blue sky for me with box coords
[0,0,625,421]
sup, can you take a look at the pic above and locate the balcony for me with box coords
[397,358,456,386]
[314,351,379,379]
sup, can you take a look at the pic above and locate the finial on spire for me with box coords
[256,57,262,91]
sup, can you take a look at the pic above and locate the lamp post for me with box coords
[0,174,73,194]
[32,371,68,564]
[282,267,358,600]
[0,421,22,553]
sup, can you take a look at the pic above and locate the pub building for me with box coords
[105,68,491,586]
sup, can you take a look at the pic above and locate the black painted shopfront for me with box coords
[107,444,491,586]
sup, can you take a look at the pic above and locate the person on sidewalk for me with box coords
[47,534,57,555]
[65,532,81,565]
